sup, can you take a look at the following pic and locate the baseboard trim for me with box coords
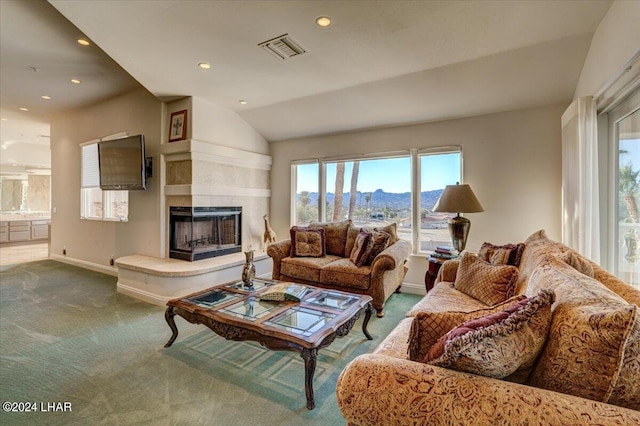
[50,254,118,277]
[400,281,426,296]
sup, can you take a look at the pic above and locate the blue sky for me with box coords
[296,154,461,194]
[619,138,640,170]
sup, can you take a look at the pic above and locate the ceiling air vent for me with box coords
[258,34,307,61]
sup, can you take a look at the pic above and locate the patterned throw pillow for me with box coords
[309,220,351,256]
[407,295,527,362]
[349,230,371,267]
[364,230,391,265]
[424,289,555,381]
[454,252,518,306]
[478,242,526,267]
[289,227,326,258]
[373,222,398,244]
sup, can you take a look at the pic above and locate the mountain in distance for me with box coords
[298,188,444,211]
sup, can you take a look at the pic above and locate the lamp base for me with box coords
[448,215,471,252]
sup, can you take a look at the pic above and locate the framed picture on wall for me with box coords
[169,110,187,142]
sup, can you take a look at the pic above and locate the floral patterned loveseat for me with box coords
[337,230,640,425]
[266,220,411,317]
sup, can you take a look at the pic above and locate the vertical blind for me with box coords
[81,143,100,188]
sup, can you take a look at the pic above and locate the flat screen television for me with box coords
[98,134,146,190]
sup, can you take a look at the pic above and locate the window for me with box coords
[80,142,129,221]
[292,162,319,226]
[324,157,411,241]
[609,94,639,286]
[418,149,462,252]
[290,147,462,253]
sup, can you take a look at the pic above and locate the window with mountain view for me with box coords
[292,162,319,226]
[325,157,412,241]
[291,148,462,253]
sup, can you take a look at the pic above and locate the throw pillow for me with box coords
[349,230,371,267]
[454,252,518,306]
[309,220,351,256]
[558,249,595,278]
[289,227,326,258]
[478,242,526,267]
[364,230,391,265]
[373,222,398,244]
[407,295,527,362]
[424,289,555,381]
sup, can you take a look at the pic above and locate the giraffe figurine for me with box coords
[263,214,277,249]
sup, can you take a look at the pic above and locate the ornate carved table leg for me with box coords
[301,348,318,410]
[362,303,373,340]
[164,306,179,348]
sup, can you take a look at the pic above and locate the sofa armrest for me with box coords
[266,240,291,280]
[370,240,411,274]
[337,354,640,426]
[435,259,460,284]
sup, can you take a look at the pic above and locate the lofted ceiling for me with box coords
[1,0,613,175]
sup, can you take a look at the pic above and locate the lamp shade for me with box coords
[433,184,484,214]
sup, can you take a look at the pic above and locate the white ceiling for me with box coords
[1,0,613,172]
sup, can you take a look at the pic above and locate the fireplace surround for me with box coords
[169,206,242,261]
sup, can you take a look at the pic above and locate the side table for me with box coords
[425,256,445,292]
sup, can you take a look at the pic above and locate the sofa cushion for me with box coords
[309,220,351,256]
[424,289,555,381]
[515,229,564,295]
[289,226,325,258]
[349,230,371,267]
[527,255,640,410]
[407,281,489,316]
[454,252,518,306]
[373,317,414,358]
[558,249,594,278]
[407,295,527,363]
[280,255,340,282]
[319,258,371,290]
[478,242,525,266]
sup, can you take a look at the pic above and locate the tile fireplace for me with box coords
[169,206,242,261]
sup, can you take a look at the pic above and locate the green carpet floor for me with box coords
[0,260,420,425]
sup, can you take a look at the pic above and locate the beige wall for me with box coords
[270,103,566,286]
[573,0,640,99]
[50,88,162,267]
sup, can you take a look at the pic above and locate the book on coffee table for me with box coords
[259,282,310,302]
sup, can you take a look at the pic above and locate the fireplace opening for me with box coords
[169,207,242,261]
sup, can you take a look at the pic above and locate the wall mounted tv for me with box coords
[98,134,146,190]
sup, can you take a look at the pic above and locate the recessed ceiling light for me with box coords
[316,16,331,27]
[77,38,90,46]
[239,100,247,105]
[71,79,81,84]
[1,118,8,121]
[19,107,28,111]
[198,62,211,70]
[41,95,51,100]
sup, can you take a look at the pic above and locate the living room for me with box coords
[5,1,630,286]
[1,0,639,424]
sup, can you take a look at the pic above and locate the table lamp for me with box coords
[432,183,484,252]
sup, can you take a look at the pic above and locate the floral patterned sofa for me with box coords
[266,220,411,317]
[337,230,640,425]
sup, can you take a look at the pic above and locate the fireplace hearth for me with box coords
[169,206,242,261]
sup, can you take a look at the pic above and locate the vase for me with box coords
[242,250,256,287]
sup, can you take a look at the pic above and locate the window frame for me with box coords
[80,140,129,222]
[290,146,462,255]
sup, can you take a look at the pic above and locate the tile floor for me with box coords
[0,242,49,269]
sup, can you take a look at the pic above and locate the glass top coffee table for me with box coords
[164,278,373,410]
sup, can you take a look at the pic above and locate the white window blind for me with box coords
[81,143,100,188]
